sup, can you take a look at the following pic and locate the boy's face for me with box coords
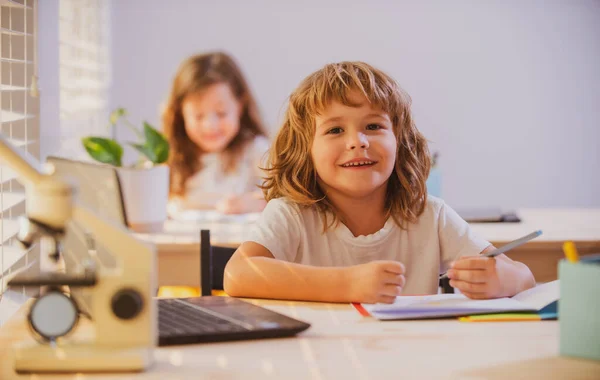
[182,83,242,153]
[311,91,397,201]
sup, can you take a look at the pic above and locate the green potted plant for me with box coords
[82,107,169,167]
[82,108,170,232]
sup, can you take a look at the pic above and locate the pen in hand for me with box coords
[439,230,543,280]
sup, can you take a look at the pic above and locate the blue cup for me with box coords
[559,254,600,361]
[426,167,442,198]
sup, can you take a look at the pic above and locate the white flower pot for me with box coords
[117,165,169,233]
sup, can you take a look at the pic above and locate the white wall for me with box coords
[38,0,60,161]
[110,0,600,209]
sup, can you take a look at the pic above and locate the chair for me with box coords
[439,277,453,294]
[200,230,236,296]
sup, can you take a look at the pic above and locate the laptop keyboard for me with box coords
[157,296,311,346]
[159,298,249,337]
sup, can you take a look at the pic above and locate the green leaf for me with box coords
[129,142,157,163]
[109,108,127,126]
[82,137,123,167]
[142,121,170,164]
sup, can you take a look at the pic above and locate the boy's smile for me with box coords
[339,157,378,168]
[311,91,397,200]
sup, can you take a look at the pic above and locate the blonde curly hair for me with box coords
[262,61,431,229]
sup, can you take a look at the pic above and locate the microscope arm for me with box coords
[0,134,44,185]
[72,205,154,276]
[0,134,72,231]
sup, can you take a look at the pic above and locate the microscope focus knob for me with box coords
[111,289,144,320]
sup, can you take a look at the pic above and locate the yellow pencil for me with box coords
[562,241,580,263]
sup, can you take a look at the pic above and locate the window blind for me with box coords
[58,0,110,158]
[0,0,110,324]
[0,0,39,323]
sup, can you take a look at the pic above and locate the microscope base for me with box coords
[14,341,154,373]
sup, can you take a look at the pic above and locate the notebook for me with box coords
[357,281,559,320]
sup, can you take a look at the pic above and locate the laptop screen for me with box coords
[46,156,128,227]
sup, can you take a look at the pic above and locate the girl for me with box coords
[224,61,536,303]
[164,52,269,215]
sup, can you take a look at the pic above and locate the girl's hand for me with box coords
[447,254,535,299]
[346,260,406,304]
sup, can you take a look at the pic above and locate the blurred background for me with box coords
[39,0,600,210]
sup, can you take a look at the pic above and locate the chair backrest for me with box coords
[439,277,453,294]
[200,230,236,295]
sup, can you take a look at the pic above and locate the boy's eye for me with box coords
[366,124,381,130]
[326,127,343,135]
[217,111,228,118]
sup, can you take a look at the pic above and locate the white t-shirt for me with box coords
[249,195,490,295]
[169,136,269,213]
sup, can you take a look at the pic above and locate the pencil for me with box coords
[562,241,579,263]
[439,230,543,280]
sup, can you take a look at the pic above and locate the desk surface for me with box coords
[139,208,600,249]
[470,208,600,247]
[138,208,600,286]
[1,298,599,379]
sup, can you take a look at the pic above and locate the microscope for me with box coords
[0,134,156,373]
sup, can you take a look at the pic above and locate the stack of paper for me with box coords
[359,281,559,320]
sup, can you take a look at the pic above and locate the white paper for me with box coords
[363,293,533,314]
[511,280,559,310]
[360,281,559,320]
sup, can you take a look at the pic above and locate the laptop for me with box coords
[158,296,310,346]
[46,157,311,346]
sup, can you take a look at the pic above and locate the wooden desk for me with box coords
[1,299,599,379]
[136,220,254,286]
[470,209,600,282]
[138,209,600,286]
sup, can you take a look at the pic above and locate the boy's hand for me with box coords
[347,260,405,304]
[447,254,535,299]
